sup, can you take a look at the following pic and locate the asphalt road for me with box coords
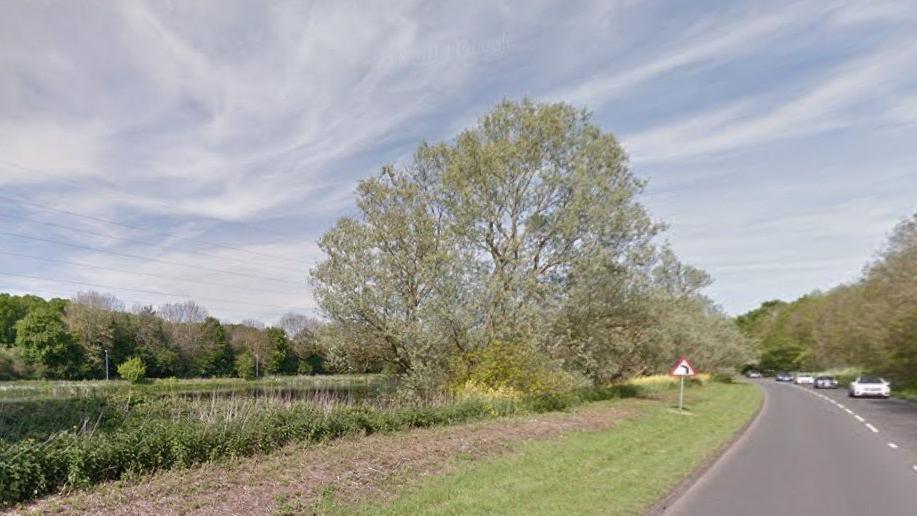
[665,379,917,516]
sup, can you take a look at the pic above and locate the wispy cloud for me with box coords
[1,0,916,319]
[623,37,917,163]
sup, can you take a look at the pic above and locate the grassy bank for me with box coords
[0,381,640,507]
[347,381,761,516]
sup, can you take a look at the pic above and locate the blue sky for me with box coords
[1,0,915,323]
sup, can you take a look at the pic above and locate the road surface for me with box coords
[665,379,917,516]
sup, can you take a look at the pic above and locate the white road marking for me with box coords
[912,465,917,473]
[855,415,865,422]
[837,403,845,409]
[845,408,854,415]
[866,423,879,433]
[889,443,899,449]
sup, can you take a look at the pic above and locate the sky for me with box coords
[1,0,915,323]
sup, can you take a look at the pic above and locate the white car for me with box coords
[794,373,815,385]
[849,376,891,398]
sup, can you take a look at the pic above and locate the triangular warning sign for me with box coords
[669,357,696,377]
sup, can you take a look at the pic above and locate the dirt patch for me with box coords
[15,399,645,515]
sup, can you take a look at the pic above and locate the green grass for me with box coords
[349,382,762,516]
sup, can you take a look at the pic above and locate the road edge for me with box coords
[644,380,767,515]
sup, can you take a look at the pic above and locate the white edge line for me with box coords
[866,423,879,433]
[845,408,854,414]
[889,442,899,449]
[855,415,865,422]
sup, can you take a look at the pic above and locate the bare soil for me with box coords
[15,399,644,515]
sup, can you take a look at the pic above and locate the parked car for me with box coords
[775,372,793,382]
[814,375,838,389]
[794,373,815,385]
[745,369,762,378]
[849,376,891,398]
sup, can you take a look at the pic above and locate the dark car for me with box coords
[775,371,793,382]
[814,375,838,389]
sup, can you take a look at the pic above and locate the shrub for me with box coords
[711,369,735,384]
[117,357,146,384]
[457,340,579,400]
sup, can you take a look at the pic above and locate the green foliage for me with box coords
[0,294,65,346]
[117,357,146,384]
[15,308,84,379]
[193,317,235,377]
[0,374,655,507]
[311,98,752,388]
[741,213,917,385]
[266,327,298,375]
[234,351,257,380]
[710,370,735,384]
[460,340,577,398]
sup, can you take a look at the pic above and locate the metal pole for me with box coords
[105,349,110,380]
[679,376,685,411]
[255,355,259,379]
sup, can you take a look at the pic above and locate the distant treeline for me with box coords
[0,293,334,380]
[737,214,917,383]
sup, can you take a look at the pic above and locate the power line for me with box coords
[0,250,301,297]
[0,212,305,275]
[0,271,310,312]
[0,189,305,266]
[0,230,305,286]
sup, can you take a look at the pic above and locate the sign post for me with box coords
[668,357,697,412]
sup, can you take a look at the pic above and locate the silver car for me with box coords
[814,375,838,389]
[848,376,891,398]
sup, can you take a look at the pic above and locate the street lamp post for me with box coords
[105,349,110,380]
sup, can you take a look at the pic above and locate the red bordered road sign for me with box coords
[669,357,696,377]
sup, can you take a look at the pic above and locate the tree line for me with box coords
[0,293,330,380]
[311,99,752,394]
[737,214,917,383]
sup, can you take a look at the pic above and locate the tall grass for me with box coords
[0,382,643,507]
[0,374,382,402]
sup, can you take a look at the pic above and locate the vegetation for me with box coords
[116,357,146,384]
[0,293,332,381]
[0,100,759,509]
[738,214,917,387]
[0,379,642,506]
[312,99,752,397]
[348,382,761,515]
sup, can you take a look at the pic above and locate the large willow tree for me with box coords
[312,99,749,385]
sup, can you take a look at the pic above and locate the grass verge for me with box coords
[345,382,761,516]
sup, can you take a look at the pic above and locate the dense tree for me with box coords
[0,294,336,381]
[15,308,84,379]
[0,294,65,346]
[740,213,917,383]
[312,99,752,389]
[193,317,234,377]
[265,327,298,375]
